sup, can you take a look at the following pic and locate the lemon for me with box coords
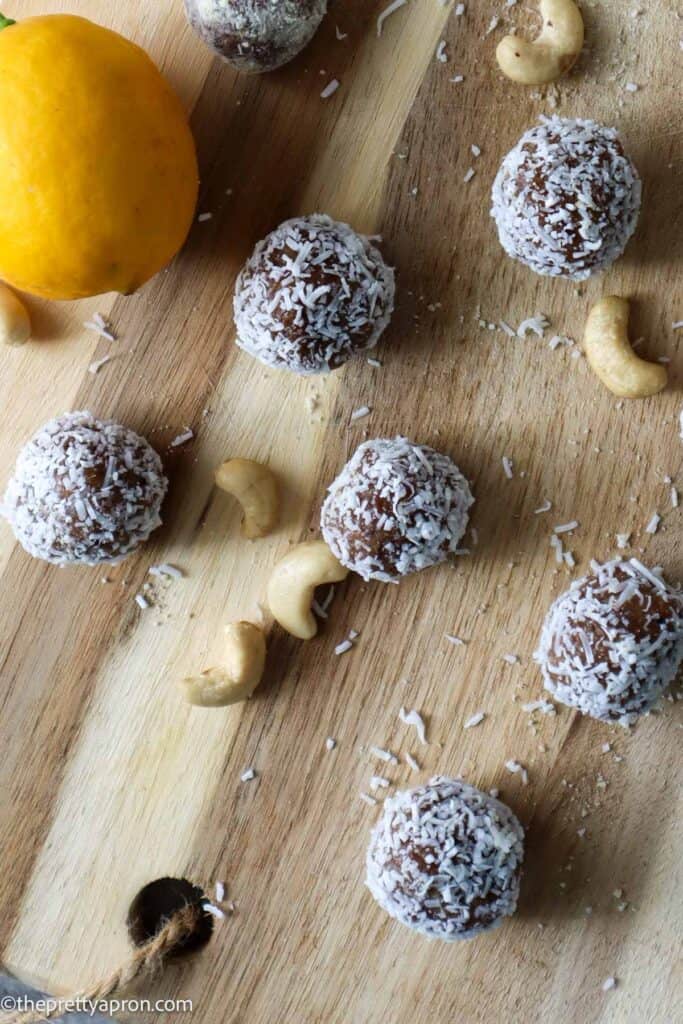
[0,15,199,299]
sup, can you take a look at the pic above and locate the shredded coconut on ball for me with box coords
[491,116,641,280]
[1,411,168,566]
[184,0,328,73]
[320,437,474,582]
[535,559,683,725]
[366,777,524,941]
[234,214,395,375]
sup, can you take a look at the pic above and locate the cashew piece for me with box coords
[267,540,348,640]
[583,297,667,399]
[0,282,31,346]
[180,621,266,707]
[215,458,279,539]
[496,0,584,85]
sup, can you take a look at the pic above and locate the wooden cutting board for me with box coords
[0,2,681,1021]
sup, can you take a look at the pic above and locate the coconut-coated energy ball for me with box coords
[535,559,683,725]
[320,437,474,583]
[1,411,168,566]
[491,116,641,280]
[366,778,525,942]
[184,0,328,73]
[233,214,395,375]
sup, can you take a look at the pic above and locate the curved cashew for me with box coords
[180,621,266,707]
[584,297,667,399]
[215,458,279,539]
[0,282,31,347]
[267,541,348,640]
[496,0,584,85]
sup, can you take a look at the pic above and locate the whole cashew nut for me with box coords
[215,458,279,539]
[180,621,266,707]
[583,297,667,399]
[496,0,584,85]
[0,282,31,347]
[267,540,348,640]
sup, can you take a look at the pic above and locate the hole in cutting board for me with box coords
[127,877,214,956]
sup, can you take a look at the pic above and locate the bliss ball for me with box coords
[233,214,395,375]
[491,116,641,280]
[535,559,683,725]
[366,777,524,942]
[1,411,168,566]
[184,0,328,73]
[320,437,473,583]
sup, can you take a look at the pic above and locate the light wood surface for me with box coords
[0,2,681,1022]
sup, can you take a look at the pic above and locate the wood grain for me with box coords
[0,2,681,1022]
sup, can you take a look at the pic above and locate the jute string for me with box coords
[0,903,201,1024]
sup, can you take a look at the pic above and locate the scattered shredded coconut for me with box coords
[88,355,114,375]
[521,700,556,716]
[399,707,428,745]
[83,315,116,342]
[197,212,213,223]
[645,513,661,534]
[436,40,448,63]
[464,711,486,729]
[502,654,520,665]
[602,977,617,992]
[616,533,631,550]
[326,737,337,751]
[335,25,348,40]
[370,746,398,764]
[320,78,340,99]
[672,487,679,509]
[334,639,354,655]
[463,168,476,183]
[370,775,391,791]
[377,0,408,37]
[517,314,550,339]
[534,500,552,514]
[203,902,226,920]
[554,520,579,534]
[350,405,372,423]
[149,563,184,580]
[215,881,226,902]
[367,357,383,368]
[240,768,256,783]
[405,752,420,771]
[135,594,150,610]
[445,633,466,646]
[360,792,378,806]
[170,429,194,448]
[505,760,529,785]
[502,456,514,479]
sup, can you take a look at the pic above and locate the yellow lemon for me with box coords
[0,14,199,299]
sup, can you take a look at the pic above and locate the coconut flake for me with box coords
[502,456,514,479]
[464,711,486,729]
[399,707,428,745]
[149,563,184,580]
[377,0,408,37]
[326,737,337,751]
[370,746,398,764]
[240,768,256,783]
[320,78,340,99]
[554,520,579,534]
[645,513,661,534]
[170,429,194,448]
